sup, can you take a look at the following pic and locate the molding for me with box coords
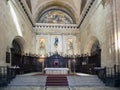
[9,0,34,29]
[33,24,79,35]
[16,0,79,29]
[18,0,34,27]
[77,0,95,28]
[79,0,102,30]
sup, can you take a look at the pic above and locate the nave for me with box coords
[1,0,120,89]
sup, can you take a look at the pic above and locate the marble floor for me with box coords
[1,86,120,90]
[0,73,120,90]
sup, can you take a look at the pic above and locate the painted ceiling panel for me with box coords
[38,10,74,24]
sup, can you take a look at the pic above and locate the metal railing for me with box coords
[96,65,120,87]
[0,66,16,87]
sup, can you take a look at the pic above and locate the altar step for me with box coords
[9,75,46,86]
[46,75,68,86]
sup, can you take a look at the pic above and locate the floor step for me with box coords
[46,83,68,86]
[46,75,68,86]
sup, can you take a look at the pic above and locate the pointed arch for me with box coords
[84,36,101,55]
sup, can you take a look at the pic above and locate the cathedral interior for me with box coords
[0,0,120,89]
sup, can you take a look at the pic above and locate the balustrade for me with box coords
[96,65,120,87]
[0,66,16,87]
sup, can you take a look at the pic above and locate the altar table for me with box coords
[44,68,69,74]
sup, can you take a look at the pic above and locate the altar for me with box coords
[44,68,69,74]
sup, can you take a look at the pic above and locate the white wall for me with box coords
[0,0,35,66]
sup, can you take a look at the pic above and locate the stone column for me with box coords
[103,0,116,66]
[112,0,120,65]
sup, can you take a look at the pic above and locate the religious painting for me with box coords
[39,39,46,55]
[38,10,74,24]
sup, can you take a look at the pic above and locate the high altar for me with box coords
[36,34,78,74]
[44,68,69,74]
[43,53,70,74]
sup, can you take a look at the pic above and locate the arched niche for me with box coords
[84,36,101,67]
[11,36,26,53]
[84,36,101,55]
[91,40,101,56]
[11,36,26,66]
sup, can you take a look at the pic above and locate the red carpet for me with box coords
[46,75,68,86]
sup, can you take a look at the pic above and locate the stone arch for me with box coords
[34,1,78,23]
[11,36,26,66]
[84,36,101,55]
[11,36,26,53]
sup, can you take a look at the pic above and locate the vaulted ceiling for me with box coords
[25,0,87,24]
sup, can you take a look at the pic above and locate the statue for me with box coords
[68,40,73,50]
[39,39,46,55]
[40,40,45,49]
[67,39,73,55]
[54,36,59,47]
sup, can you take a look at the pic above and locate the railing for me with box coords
[0,66,16,87]
[96,65,120,87]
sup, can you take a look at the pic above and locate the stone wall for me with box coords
[113,0,120,65]
[79,0,116,67]
[0,0,35,66]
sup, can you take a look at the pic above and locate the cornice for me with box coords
[77,0,95,28]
